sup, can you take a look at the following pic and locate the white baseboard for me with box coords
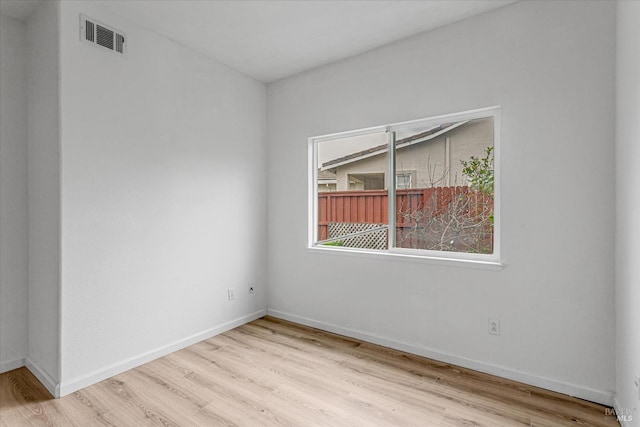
[0,357,26,374]
[267,309,615,407]
[25,358,60,397]
[58,309,266,397]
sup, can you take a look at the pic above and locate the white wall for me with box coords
[26,0,61,391]
[615,1,640,425]
[267,0,616,404]
[57,1,267,395]
[0,14,29,373]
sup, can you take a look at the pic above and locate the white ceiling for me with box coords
[0,0,517,83]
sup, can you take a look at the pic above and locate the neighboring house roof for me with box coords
[318,169,337,179]
[317,169,337,184]
[320,120,468,171]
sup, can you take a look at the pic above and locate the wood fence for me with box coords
[318,187,493,253]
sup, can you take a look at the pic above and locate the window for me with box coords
[396,172,413,189]
[309,107,500,264]
[314,131,389,250]
[348,173,385,190]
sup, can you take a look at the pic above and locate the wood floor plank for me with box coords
[0,316,620,426]
[0,368,63,426]
[440,405,530,427]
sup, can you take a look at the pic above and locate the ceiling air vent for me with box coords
[80,14,126,56]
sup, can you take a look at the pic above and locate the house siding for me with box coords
[331,118,493,191]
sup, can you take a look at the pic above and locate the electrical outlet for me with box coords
[248,283,255,295]
[227,288,236,301]
[488,318,500,336]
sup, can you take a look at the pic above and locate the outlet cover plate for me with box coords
[489,318,500,336]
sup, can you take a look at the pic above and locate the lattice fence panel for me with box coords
[328,222,388,250]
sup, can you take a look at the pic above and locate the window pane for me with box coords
[316,132,389,250]
[396,172,413,189]
[394,117,494,254]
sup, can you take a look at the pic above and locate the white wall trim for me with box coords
[0,358,26,374]
[57,309,266,397]
[267,309,615,406]
[25,357,60,397]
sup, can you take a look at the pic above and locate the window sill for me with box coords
[307,245,505,271]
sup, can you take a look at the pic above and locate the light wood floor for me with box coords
[0,317,619,426]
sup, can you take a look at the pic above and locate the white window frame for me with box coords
[395,172,413,189]
[308,106,502,270]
